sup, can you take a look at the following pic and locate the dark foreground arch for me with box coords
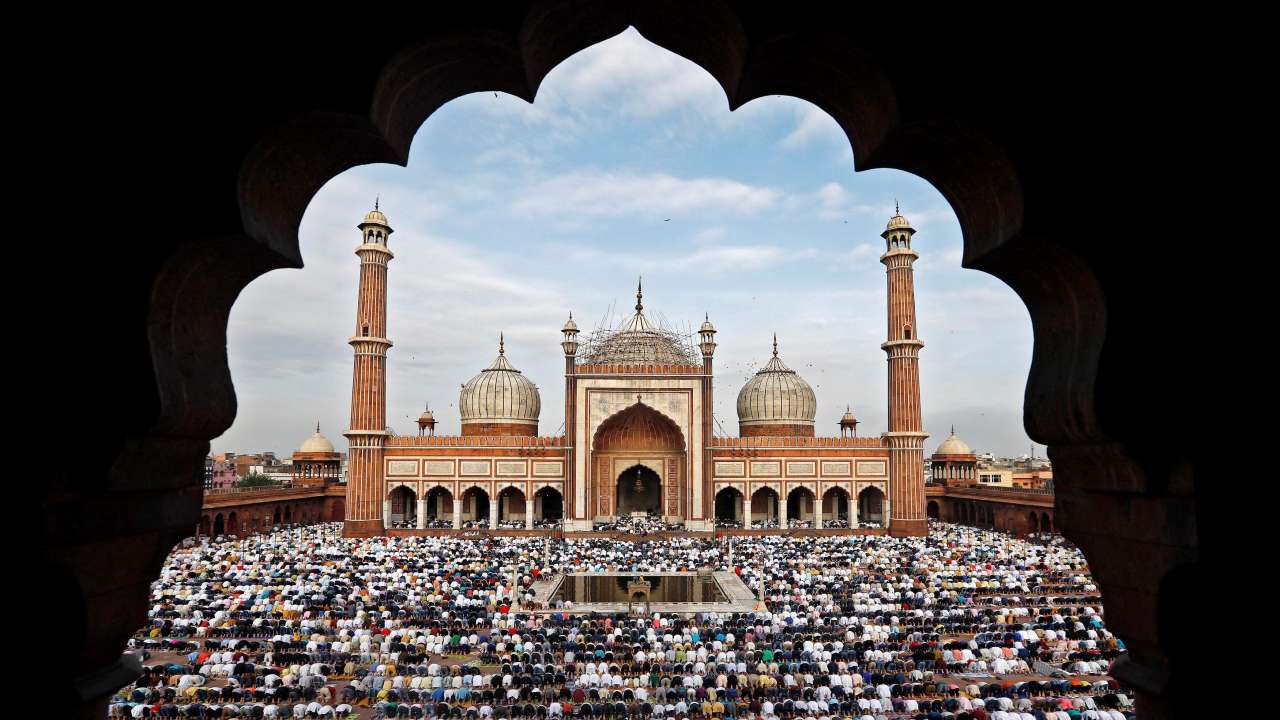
[44,7,1203,718]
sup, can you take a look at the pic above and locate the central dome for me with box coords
[459,335,541,435]
[579,281,701,366]
[737,335,817,437]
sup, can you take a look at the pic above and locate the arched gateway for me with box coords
[591,401,686,521]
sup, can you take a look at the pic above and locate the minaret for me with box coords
[561,312,579,529]
[343,200,394,537]
[699,313,717,527]
[880,203,928,536]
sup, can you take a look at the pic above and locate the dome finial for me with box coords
[895,198,899,215]
[375,194,380,211]
[772,333,778,357]
[635,276,644,313]
[499,332,505,355]
[951,423,955,436]
[316,421,320,433]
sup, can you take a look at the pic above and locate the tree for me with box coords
[237,472,277,488]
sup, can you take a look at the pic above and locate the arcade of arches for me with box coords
[48,8,1206,718]
[197,488,345,539]
[714,485,866,530]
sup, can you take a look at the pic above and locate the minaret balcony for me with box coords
[348,336,393,348]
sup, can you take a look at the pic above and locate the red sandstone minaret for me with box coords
[881,203,928,536]
[343,200,394,537]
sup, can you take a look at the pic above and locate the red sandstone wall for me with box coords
[461,422,539,436]
[739,424,816,437]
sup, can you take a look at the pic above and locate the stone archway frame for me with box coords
[713,482,746,522]
[94,7,1188,716]
[820,483,853,523]
[784,482,818,523]
[713,482,746,496]
[784,481,818,496]
[590,401,688,522]
[750,481,783,496]
[494,482,528,522]
[590,399,689,453]
[747,482,782,524]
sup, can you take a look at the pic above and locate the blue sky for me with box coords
[216,28,1036,459]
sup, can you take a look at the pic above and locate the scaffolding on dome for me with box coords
[575,300,702,367]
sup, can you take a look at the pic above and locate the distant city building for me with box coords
[205,458,237,490]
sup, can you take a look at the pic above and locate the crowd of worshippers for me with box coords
[112,523,1133,719]
[592,514,685,535]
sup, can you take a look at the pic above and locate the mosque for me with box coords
[332,203,929,537]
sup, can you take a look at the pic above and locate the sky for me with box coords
[215,28,1037,460]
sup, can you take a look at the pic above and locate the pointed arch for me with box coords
[592,402,685,452]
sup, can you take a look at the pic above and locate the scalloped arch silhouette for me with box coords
[71,8,1190,719]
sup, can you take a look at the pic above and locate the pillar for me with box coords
[417,497,428,530]
[453,498,462,530]
[741,493,750,526]
[814,493,823,530]
[525,495,535,529]
[382,498,391,528]
[777,495,786,530]
[489,494,499,529]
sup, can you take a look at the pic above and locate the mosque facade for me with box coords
[335,204,929,538]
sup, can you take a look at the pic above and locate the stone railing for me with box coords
[937,485,1055,505]
[710,436,884,449]
[573,363,704,375]
[205,483,296,496]
[386,435,568,448]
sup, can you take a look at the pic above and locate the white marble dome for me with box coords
[934,430,974,456]
[736,337,817,429]
[459,336,541,427]
[298,424,335,453]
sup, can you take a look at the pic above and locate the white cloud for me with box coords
[781,105,838,149]
[512,171,782,220]
[557,242,818,275]
[693,227,726,244]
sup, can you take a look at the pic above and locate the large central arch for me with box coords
[592,402,685,520]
